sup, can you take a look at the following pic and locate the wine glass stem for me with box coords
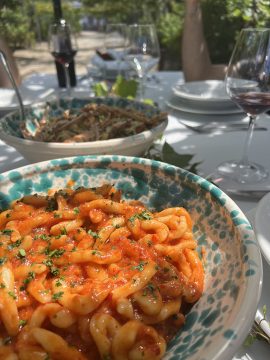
[63,63,71,97]
[239,115,256,166]
[139,74,146,101]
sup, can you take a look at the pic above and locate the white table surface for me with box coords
[0,71,269,359]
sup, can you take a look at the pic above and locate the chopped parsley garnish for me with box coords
[48,249,65,258]
[18,249,26,258]
[55,278,63,287]
[1,229,13,236]
[88,230,99,239]
[142,283,157,299]
[132,261,148,272]
[7,239,22,250]
[91,250,101,256]
[42,259,60,276]
[5,213,11,219]
[43,259,53,267]
[73,207,80,214]
[60,228,67,235]
[8,291,17,300]
[50,267,60,276]
[52,291,64,300]
[34,234,50,241]
[53,213,62,218]
[19,319,27,327]
[0,283,6,288]
[0,257,7,265]
[129,210,152,224]
[20,271,36,290]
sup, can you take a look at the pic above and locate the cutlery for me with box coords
[176,119,267,133]
[0,50,25,122]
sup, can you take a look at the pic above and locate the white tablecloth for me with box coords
[0,71,269,359]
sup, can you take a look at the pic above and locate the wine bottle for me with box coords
[52,0,77,87]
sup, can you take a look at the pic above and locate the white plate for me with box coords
[172,80,241,112]
[166,97,243,115]
[173,80,230,102]
[255,192,270,265]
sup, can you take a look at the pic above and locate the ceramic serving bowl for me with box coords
[0,97,167,162]
[0,155,262,360]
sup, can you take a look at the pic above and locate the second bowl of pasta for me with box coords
[0,97,168,162]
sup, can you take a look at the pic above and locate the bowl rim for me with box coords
[0,155,263,360]
[0,119,167,149]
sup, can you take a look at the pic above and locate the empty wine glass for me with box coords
[126,24,160,100]
[103,23,128,78]
[211,28,270,188]
[48,20,78,97]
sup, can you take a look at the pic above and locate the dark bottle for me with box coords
[52,0,77,87]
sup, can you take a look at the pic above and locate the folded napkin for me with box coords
[91,54,132,72]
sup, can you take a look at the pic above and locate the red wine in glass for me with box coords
[49,21,78,97]
[231,92,270,116]
[51,50,77,66]
[210,28,270,188]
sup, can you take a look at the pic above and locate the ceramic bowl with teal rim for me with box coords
[0,155,262,360]
[0,97,167,163]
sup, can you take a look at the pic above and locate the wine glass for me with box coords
[126,24,160,100]
[48,20,78,97]
[211,28,270,187]
[103,23,128,78]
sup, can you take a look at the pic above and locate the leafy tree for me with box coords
[2,0,270,68]
[202,0,270,64]
[0,1,82,49]
[0,1,34,49]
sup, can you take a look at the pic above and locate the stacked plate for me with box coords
[167,80,243,116]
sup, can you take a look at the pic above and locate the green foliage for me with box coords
[93,76,138,98]
[244,304,270,346]
[33,1,82,42]
[111,76,138,98]
[0,1,81,49]
[2,0,270,68]
[157,3,184,69]
[146,141,201,174]
[201,0,270,65]
[0,2,34,49]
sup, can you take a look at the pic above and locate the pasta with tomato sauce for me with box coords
[0,184,204,360]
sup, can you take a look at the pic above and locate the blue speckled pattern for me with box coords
[0,155,262,360]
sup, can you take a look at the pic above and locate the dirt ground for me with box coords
[14,31,105,79]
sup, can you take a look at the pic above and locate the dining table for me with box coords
[0,70,269,359]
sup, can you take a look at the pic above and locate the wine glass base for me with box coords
[208,161,269,194]
[215,160,268,184]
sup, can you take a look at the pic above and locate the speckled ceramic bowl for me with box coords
[0,97,167,162]
[0,155,262,360]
